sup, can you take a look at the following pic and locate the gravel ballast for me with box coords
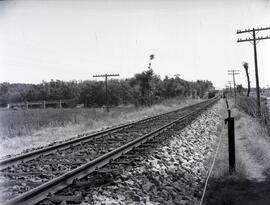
[78,101,224,205]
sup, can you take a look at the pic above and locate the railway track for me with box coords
[0,97,219,205]
[0,100,212,170]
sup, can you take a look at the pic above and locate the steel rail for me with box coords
[0,99,213,170]
[2,97,218,205]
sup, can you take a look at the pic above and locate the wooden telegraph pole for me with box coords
[93,74,120,112]
[237,26,270,115]
[227,81,233,94]
[228,70,240,101]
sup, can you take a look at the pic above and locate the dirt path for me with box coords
[203,103,270,205]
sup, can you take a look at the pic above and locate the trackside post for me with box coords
[225,109,236,174]
[225,97,229,109]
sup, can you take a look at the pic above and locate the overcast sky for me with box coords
[0,0,270,88]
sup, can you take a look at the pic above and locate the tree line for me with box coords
[0,69,214,107]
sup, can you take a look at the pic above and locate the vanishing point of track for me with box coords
[0,97,219,205]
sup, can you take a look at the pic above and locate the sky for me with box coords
[0,0,270,89]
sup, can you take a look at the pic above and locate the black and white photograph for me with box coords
[0,0,270,204]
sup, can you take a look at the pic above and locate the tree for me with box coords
[243,62,250,97]
[236,84,244,95]
[132,68,154,105]
[0,71,216,108]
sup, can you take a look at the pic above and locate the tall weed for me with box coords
[236,96,270,135]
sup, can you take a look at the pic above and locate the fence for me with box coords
[7,99,76,110]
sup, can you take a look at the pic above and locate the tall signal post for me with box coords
[237,26,270,114]
[93,74,120,112]
[228,70,240,101]
[148,54,155,104]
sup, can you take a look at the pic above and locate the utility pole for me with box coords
[93,74,120,112]
[227,81,233,94]
[225,85,229,93]
[237,26,270,115]
[228,70,240,101]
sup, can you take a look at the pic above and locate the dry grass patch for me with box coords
[0,98,201,158]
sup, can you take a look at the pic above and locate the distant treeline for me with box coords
[0,69,214,107]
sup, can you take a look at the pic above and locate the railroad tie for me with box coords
[140,142,155,147]
[132,147,149,151]
[122,154,142,158]
[111,160,131,165]
[73,180,93,187]
[48,192,83,204]
[146,140,160,143]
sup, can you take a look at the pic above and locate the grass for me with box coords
[236,96,270,135]
[203,98,270,205]
[0,97,201,158]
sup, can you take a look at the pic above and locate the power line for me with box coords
[237,26,270,34]
[93,74,120,112]
[237,26,270,115]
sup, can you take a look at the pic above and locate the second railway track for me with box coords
[0,97,219,205]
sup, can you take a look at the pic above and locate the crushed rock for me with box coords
[85,102,224,204]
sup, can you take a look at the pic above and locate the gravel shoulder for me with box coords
[77,100,225,205]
